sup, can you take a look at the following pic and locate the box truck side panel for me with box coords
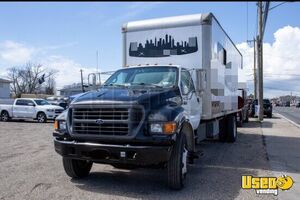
[205,17,242,119]
[124,25,202,69]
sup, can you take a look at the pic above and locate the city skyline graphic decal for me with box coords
[129,34,198,57]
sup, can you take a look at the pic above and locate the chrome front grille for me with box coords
[70,106,143,136]
[73,108,129,120]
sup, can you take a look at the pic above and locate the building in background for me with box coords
[58,83,86,97]
[0,78,11,98]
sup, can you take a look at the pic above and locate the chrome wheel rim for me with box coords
[182,146,188,177]
[1,113,8,121]
[38,114,45,122]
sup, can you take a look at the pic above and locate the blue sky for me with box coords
[1,2,300,97]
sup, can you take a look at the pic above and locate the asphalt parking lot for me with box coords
[0,119,284,200]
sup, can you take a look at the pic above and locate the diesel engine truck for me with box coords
[53,13,243,190]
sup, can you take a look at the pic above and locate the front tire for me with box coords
[1,111,9,122]
[167,133,188,190]
[37,112,47,123]
[63,158,93,178]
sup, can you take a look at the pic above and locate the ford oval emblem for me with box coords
[95,119,104,125]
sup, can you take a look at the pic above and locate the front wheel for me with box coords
[1,111,9,122]
[63,158,93,178]
[37,112,47,123]
[167,133,188,190]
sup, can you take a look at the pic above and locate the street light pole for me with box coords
[80,69,85,93]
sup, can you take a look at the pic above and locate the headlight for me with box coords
[54,120,66,131]
[47,109,54,112]
[150,122,177,135]
[150,123,163,133]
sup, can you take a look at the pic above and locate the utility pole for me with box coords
[247,38,257,99]
[96,50,99,73]
[253,38,257,99]
[80,69,85,93]
[258,1,264,121]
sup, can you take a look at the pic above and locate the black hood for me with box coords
[72,87,181,108]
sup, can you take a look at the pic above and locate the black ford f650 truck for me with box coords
[53,13,243,190]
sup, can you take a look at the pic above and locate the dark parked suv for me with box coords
[250,99,272,118]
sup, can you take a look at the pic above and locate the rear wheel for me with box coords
[37,112,47,123]
[219,118,227,142]
[1,111,9,122]
[167,133,188,190]
[227,115,237,143]
[244,112,249,123]
[237,112,243,127]
[63,158,93,178]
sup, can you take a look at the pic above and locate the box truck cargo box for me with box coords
[122,13,243,121]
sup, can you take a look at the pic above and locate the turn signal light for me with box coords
[163,122,177,134]
[54,120,59,130]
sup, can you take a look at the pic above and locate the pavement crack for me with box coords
[29,182,52,194]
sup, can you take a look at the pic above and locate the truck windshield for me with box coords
[104,67,178,88]
[34,100,50,105]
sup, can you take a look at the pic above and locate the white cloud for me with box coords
[42,56,97,89]
[237,26,300,97]
[103,2,165,26]
[0,40,95,89]
[0,40,35,64]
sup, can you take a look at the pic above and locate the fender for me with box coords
[178,118,195,153]
[171,107,195,153]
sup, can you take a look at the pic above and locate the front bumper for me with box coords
[54,138,173,166]
[47,113,62,119]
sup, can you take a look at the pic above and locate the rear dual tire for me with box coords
[219,115,237,143]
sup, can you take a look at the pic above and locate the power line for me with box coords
[269,2,288,11]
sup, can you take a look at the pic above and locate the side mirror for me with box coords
[28,102,35,106]
[195,69,207,96]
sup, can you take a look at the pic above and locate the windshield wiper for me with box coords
[103,83,127,87]
[131,82,163,88]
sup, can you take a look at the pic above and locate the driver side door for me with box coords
[180,69,201,130]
